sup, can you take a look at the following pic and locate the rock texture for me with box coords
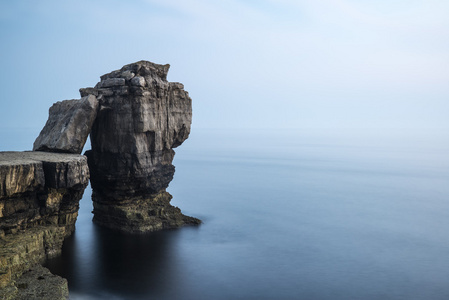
[0,152,89,237]
[33,95,99,154]
[0,227,69,299]
[0,264,69,300]
[1,59,198,298]
[81,60,200,233]
[0,151,89,298]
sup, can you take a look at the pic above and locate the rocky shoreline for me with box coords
[0,61,199,299]
[0,152,89,299]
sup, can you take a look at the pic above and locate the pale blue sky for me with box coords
[0,0,448,134]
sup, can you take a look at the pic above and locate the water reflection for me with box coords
[42,129,449,300]
[46,221,187,299]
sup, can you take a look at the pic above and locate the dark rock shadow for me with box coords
[46,224,183,299]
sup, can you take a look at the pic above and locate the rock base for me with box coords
[92,191,201,233]
[0,226,66,281]
[0,226,69,299]
[0,264,68,300]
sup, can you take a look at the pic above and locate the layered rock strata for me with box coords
[1,59,198,298]
[0,152,89,237]
[0,151,89,299]
[81,60,200,233]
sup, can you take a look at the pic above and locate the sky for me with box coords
[0,0,448,134]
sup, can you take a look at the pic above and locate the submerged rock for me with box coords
[33,95,99,154]
[81,60,200,233]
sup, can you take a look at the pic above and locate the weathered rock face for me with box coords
[0,152,89,237]
[1,60,198,298]
[33,95,99,154]
[0,226,69,299]
[2,94,95,298]
[0,151,89,297]
[81,60,200,233]
[0,264,69,300]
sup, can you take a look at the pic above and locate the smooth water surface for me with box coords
[2,128,449,299]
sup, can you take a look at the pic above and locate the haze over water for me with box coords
[2,128,446,300]
[0,1,448,299]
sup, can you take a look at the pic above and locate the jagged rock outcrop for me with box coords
[0,151,89,299]
[81,60,200,233]
[33,95,99,154]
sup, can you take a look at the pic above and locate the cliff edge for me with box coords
[0,151,89,299]
[0,60,199,298]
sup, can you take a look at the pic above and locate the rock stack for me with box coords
[81,61,200,233]
[1,60,199,298]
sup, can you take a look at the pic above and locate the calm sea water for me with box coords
[2,128,449,300]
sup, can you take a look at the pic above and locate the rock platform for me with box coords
[0,151,89,299]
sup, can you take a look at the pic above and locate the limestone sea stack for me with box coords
[1,60,198,298]
[80,61,200,233]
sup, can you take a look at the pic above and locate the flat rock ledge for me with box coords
[0,151,89,299]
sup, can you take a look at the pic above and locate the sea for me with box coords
[1,127,449,300]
